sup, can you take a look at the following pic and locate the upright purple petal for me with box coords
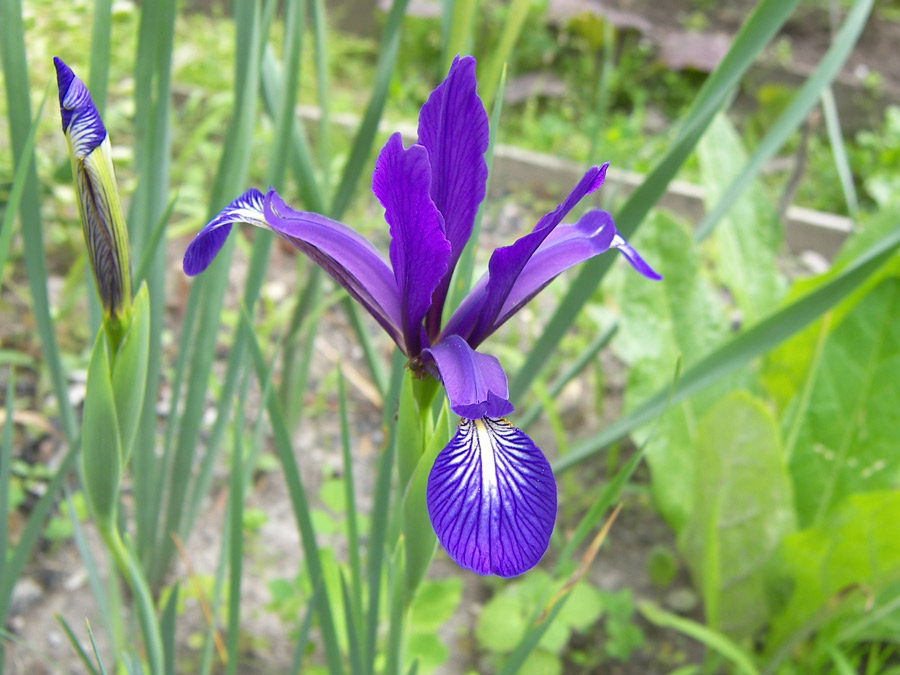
[422,335,513,419]
[417,55,489,337]
[427,418,557,577]
[264,190,404,347]
[372,133,451,354]
[54,57,106,159]
[465,164,608,346]
[183,189,267,276]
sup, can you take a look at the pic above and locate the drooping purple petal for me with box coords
[183,189,268,276]
[372,133,451,354]
[422,335,513,419]
[417,55,489,337]
[427,417,557,577]
[54,57,106,159]
[444,208,617,340]
[612,234,663,280]
[452,165,608,346]
[264,190,405,348]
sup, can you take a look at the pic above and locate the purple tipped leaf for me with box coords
[54,57,106,159]
[183,188,268,276]
[264,190,405,347]
[417,55,489,335]
[423,335,513,419]
[427,418,557,577]
[467,164,608,346]
[372,133,451,354]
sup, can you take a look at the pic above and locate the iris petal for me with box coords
[464,164,609,346]
[427,418,557,577]
[417,55,489,336]
[612,234,664,280]
[54,57,106,159]
[423,335,513,419]
[183,188,267,276]
[372,133,451,354]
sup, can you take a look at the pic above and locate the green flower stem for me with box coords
[99,524,164,675]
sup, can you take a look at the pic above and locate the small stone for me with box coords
[9,577,43,616]
[664,586,699,614]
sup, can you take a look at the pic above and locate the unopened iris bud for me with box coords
[54,57,132,336]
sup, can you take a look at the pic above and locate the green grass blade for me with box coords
[479,0,529,107]
[146,0,264,582]
[0,372,13,589]
[554,221,900,473]
[329,0,409,220]
[243,313,344,675]
[85,620,108,675]
[290,582,322,675]
[554,445,644,576]
[345,298,388,396]
[55,615,101,675]
[340,571,365,675]
[365,349,406,674]
[1,0,78,443]
[225,378,246,675]
[161,583,179,675]
[519,323,616,430]
[442,0,478,71]
[310,0,332,198]
[338,370,365,638]
[694,0,873,240]
[639,602,760,675]
[0,86,48,284]
[821,86,858,216]
[510,0,801,402]
[133,195,177,289]
[0,446,78,622]
[496,599,567,675]
[267,0,306,191]
[88,0,112,116]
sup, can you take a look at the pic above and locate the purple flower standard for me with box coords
[183,56,660,577]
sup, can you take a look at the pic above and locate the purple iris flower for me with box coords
[183,56,660,577]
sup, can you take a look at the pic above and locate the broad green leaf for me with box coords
[790,278,900,527]
[409,578,463,633]
[612,212,732,528]
[476,594,529,652]
[769,491,900,649]
[681,391,795,638]
[82,332,122,531]
[110,283,150,463]
[697,114,784,324]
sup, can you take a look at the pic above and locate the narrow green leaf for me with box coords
[1,0,78,443]
[225,376,246,675]
[289,581,321,675]
[88,0,113,116]
[111,284,150,462]
[85,620,108,675]
[553,222,900,473]
[821,87,858,216]
[329,0,410,220]
[0,87,48,283]
[479,0,529,107]
[695,0,873,241]
[639,601,760,675]
[340,571,365,675]
[243,312,344,675]
[338,369,364,640]
[161,583,179,675]
[56,615,101,675]
[0,372,13,586]
[310,0,332,198]
[442,0,478,71]
[511,0,802,401]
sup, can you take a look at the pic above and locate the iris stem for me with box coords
[99,524,164,675]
